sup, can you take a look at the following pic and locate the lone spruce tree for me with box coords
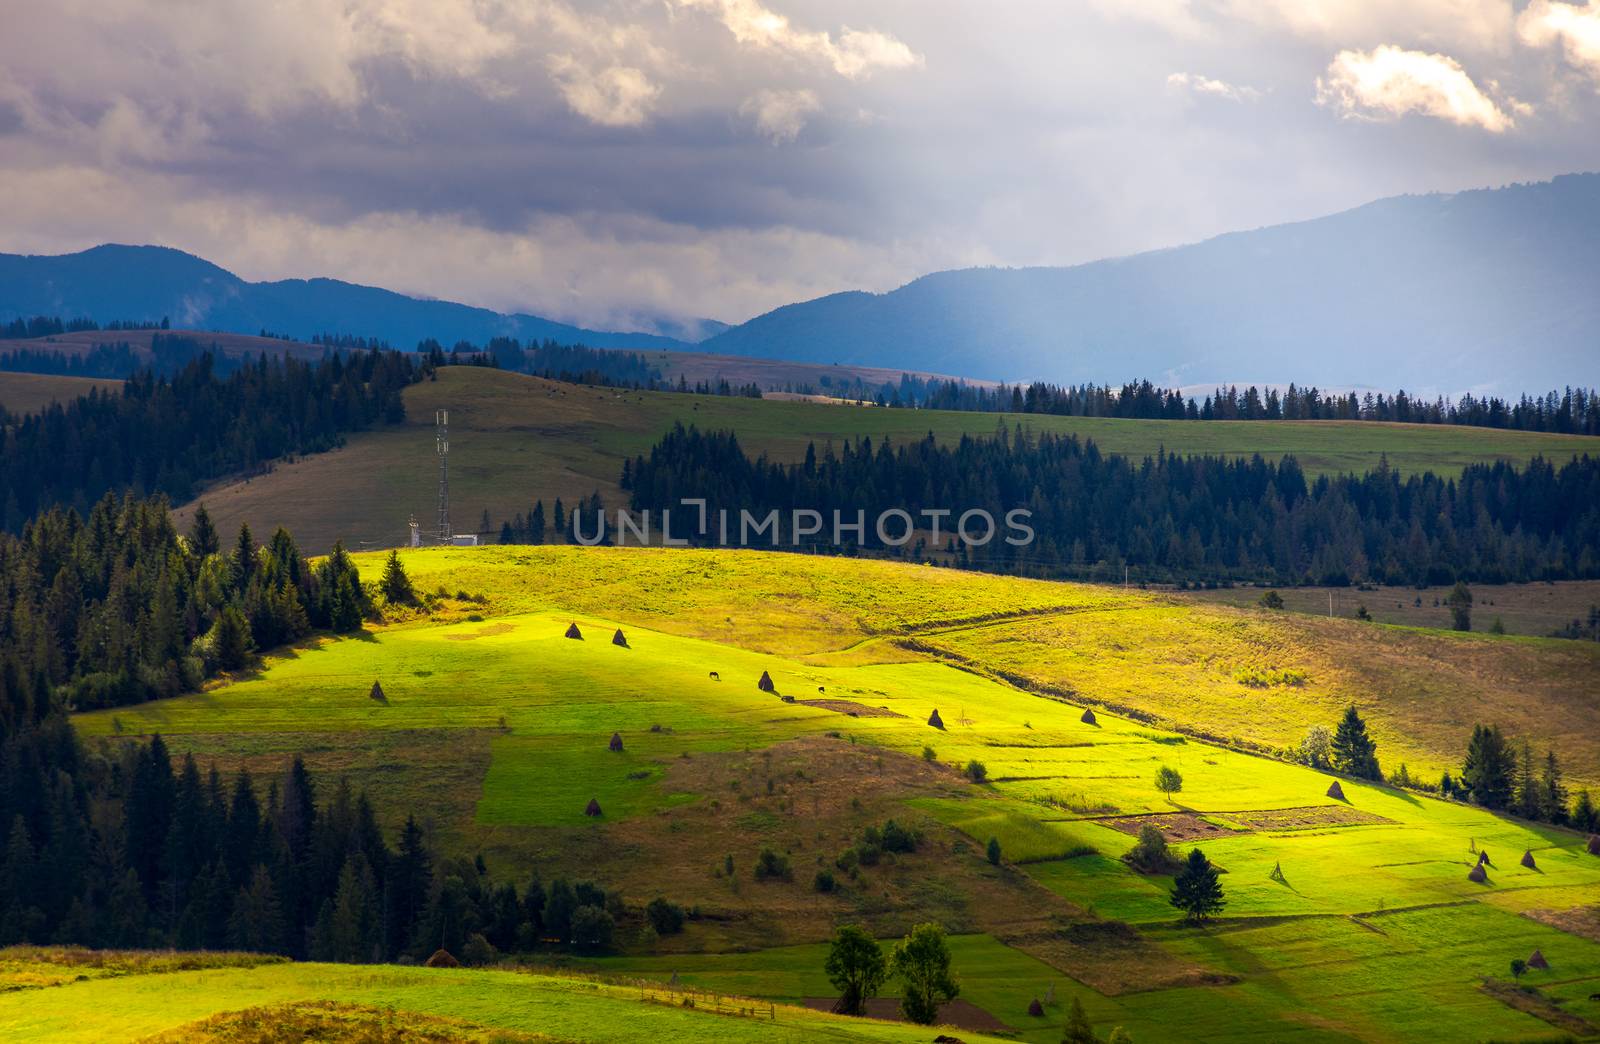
[380,550,415,605]
[1170,848,1226,924]
[1330,704,1380,780]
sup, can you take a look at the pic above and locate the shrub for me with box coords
[570,905,615,952]
[986,838,1001,865]
[814,870,837,893]
[1258,590,1284,609]
[965,759,988,783]
[922,745,937,762]
[754,849,793,881]
[1123,823,1181,874]
[461,932,498,967]
[880,820,920,854]
[645,896,685,936]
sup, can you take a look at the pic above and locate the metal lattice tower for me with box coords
[435,409,451,541]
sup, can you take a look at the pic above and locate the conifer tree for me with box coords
[1169,848,1226,924]
[190,503,221,557]
[1462,724,1516,809]
[1539,750,1568,824]
[1330,705,1380,779]
[380,550,415,605]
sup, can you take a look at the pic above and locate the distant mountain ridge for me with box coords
[0,245,699,351]
[699,173,1600,393]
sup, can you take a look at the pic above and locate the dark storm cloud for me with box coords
[2,0,1599,328]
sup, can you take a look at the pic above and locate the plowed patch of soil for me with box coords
[799,997,1008,1032]
[795,699,905,718]
[1228,805,1395,831]
[1098,812,1242,842]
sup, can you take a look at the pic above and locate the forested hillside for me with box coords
[625,425,1600,585]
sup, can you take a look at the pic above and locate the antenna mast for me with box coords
[436,409,451,541]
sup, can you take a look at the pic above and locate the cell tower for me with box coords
[435,409,451,541]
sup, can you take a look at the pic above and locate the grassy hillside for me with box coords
[175,367,1600,552]
[0,949,975,1043]
[72,546,1600,1042]
[0,372,121,415]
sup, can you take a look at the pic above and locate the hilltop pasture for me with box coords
[174,366,1600,552]
[70,545,1600,1042]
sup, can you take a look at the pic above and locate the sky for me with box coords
[3,0,1599,336]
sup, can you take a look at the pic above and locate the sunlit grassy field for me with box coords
[67,545,1600,1042]
[174,366,1600,552]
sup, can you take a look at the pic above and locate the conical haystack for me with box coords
[1520,849,1537,869]
[928,708,945,729]
[369,681,386,702]
[1588,835,1600,856]
[1467,863,1487,883]
[565,622,583,640]
[608,731,624,752]
[1080,708,1097,725]
[1478,849,1493,867]
[757,670,775,692]
[425,948,460,968]
[584,797,603,817]
[612,629,628,647]
[1326,780,1345,801]
[1527,948,1549,970]
[1027,998,1044,1017]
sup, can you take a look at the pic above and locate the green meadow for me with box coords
[59,545,1600,1042]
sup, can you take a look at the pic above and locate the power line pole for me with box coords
[436,409,451,541]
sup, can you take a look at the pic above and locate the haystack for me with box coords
[1478,849,1493,867]
[1326,780,1345,801]
[612,629,628,647]
[425,948,460,968]
[928,708,945,729]
[369,681,387,702]
[1520,849,1537,870]
[709,671,720,681]
[758,670,775,692]
[608,731,624,752]
[1467,863,1487,883]
[584,797,603,817]
[1080,708,1097,725]
[1027,998,1044,1017]
[565,622,583,640]
[1527,948,1549,970]
[1589,834,1600,856]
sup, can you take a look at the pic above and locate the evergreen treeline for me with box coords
[624,425,1600,586]
[0,349,417,530]
[2,315,169,338]
[1442,724,1596,831]
[0,495,366,711]
[887,377,1600,436]
[0,334,261,382]
[0,727,630,960]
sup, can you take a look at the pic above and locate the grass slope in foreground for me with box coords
[0,951,981,1043]
[175,366,1600,551]
[72,546,1600,1042]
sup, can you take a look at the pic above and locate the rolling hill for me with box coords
[66,546,1600,1042]
[701,174,1600,393]
[0,245,697,350]
[174,366,1600,554]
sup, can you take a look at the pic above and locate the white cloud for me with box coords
[1167,71,1262,101]
[1519,0,1600,81]
[1222,0,1515,52]
[547,57,661,126]
[739,88,822,143]
[674,0,921,79]
[1315,46,1517,131]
